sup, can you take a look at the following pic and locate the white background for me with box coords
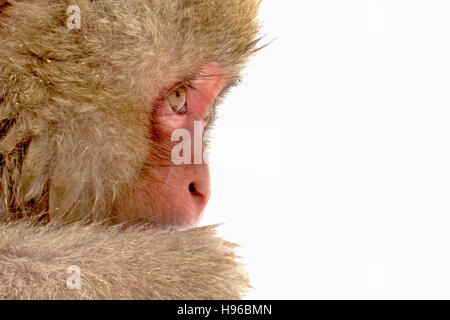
[201,0,450,299]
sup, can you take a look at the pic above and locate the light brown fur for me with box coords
[0,222,249,299]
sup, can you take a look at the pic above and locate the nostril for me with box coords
[188,180,211,217]
[189,183,197,195]
[189,182,208,199]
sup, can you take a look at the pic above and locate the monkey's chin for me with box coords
[154,208,206,229]
[115,203,206,229]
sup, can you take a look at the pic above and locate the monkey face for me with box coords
[114,63,228,227]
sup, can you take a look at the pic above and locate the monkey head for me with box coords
[0,0,261,227]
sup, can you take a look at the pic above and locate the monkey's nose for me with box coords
[188,180,210,211]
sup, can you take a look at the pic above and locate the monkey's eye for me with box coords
[166,85,187,114]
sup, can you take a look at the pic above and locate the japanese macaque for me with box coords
[0,0,261,299]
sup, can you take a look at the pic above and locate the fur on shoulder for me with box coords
[0,221,250,299]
